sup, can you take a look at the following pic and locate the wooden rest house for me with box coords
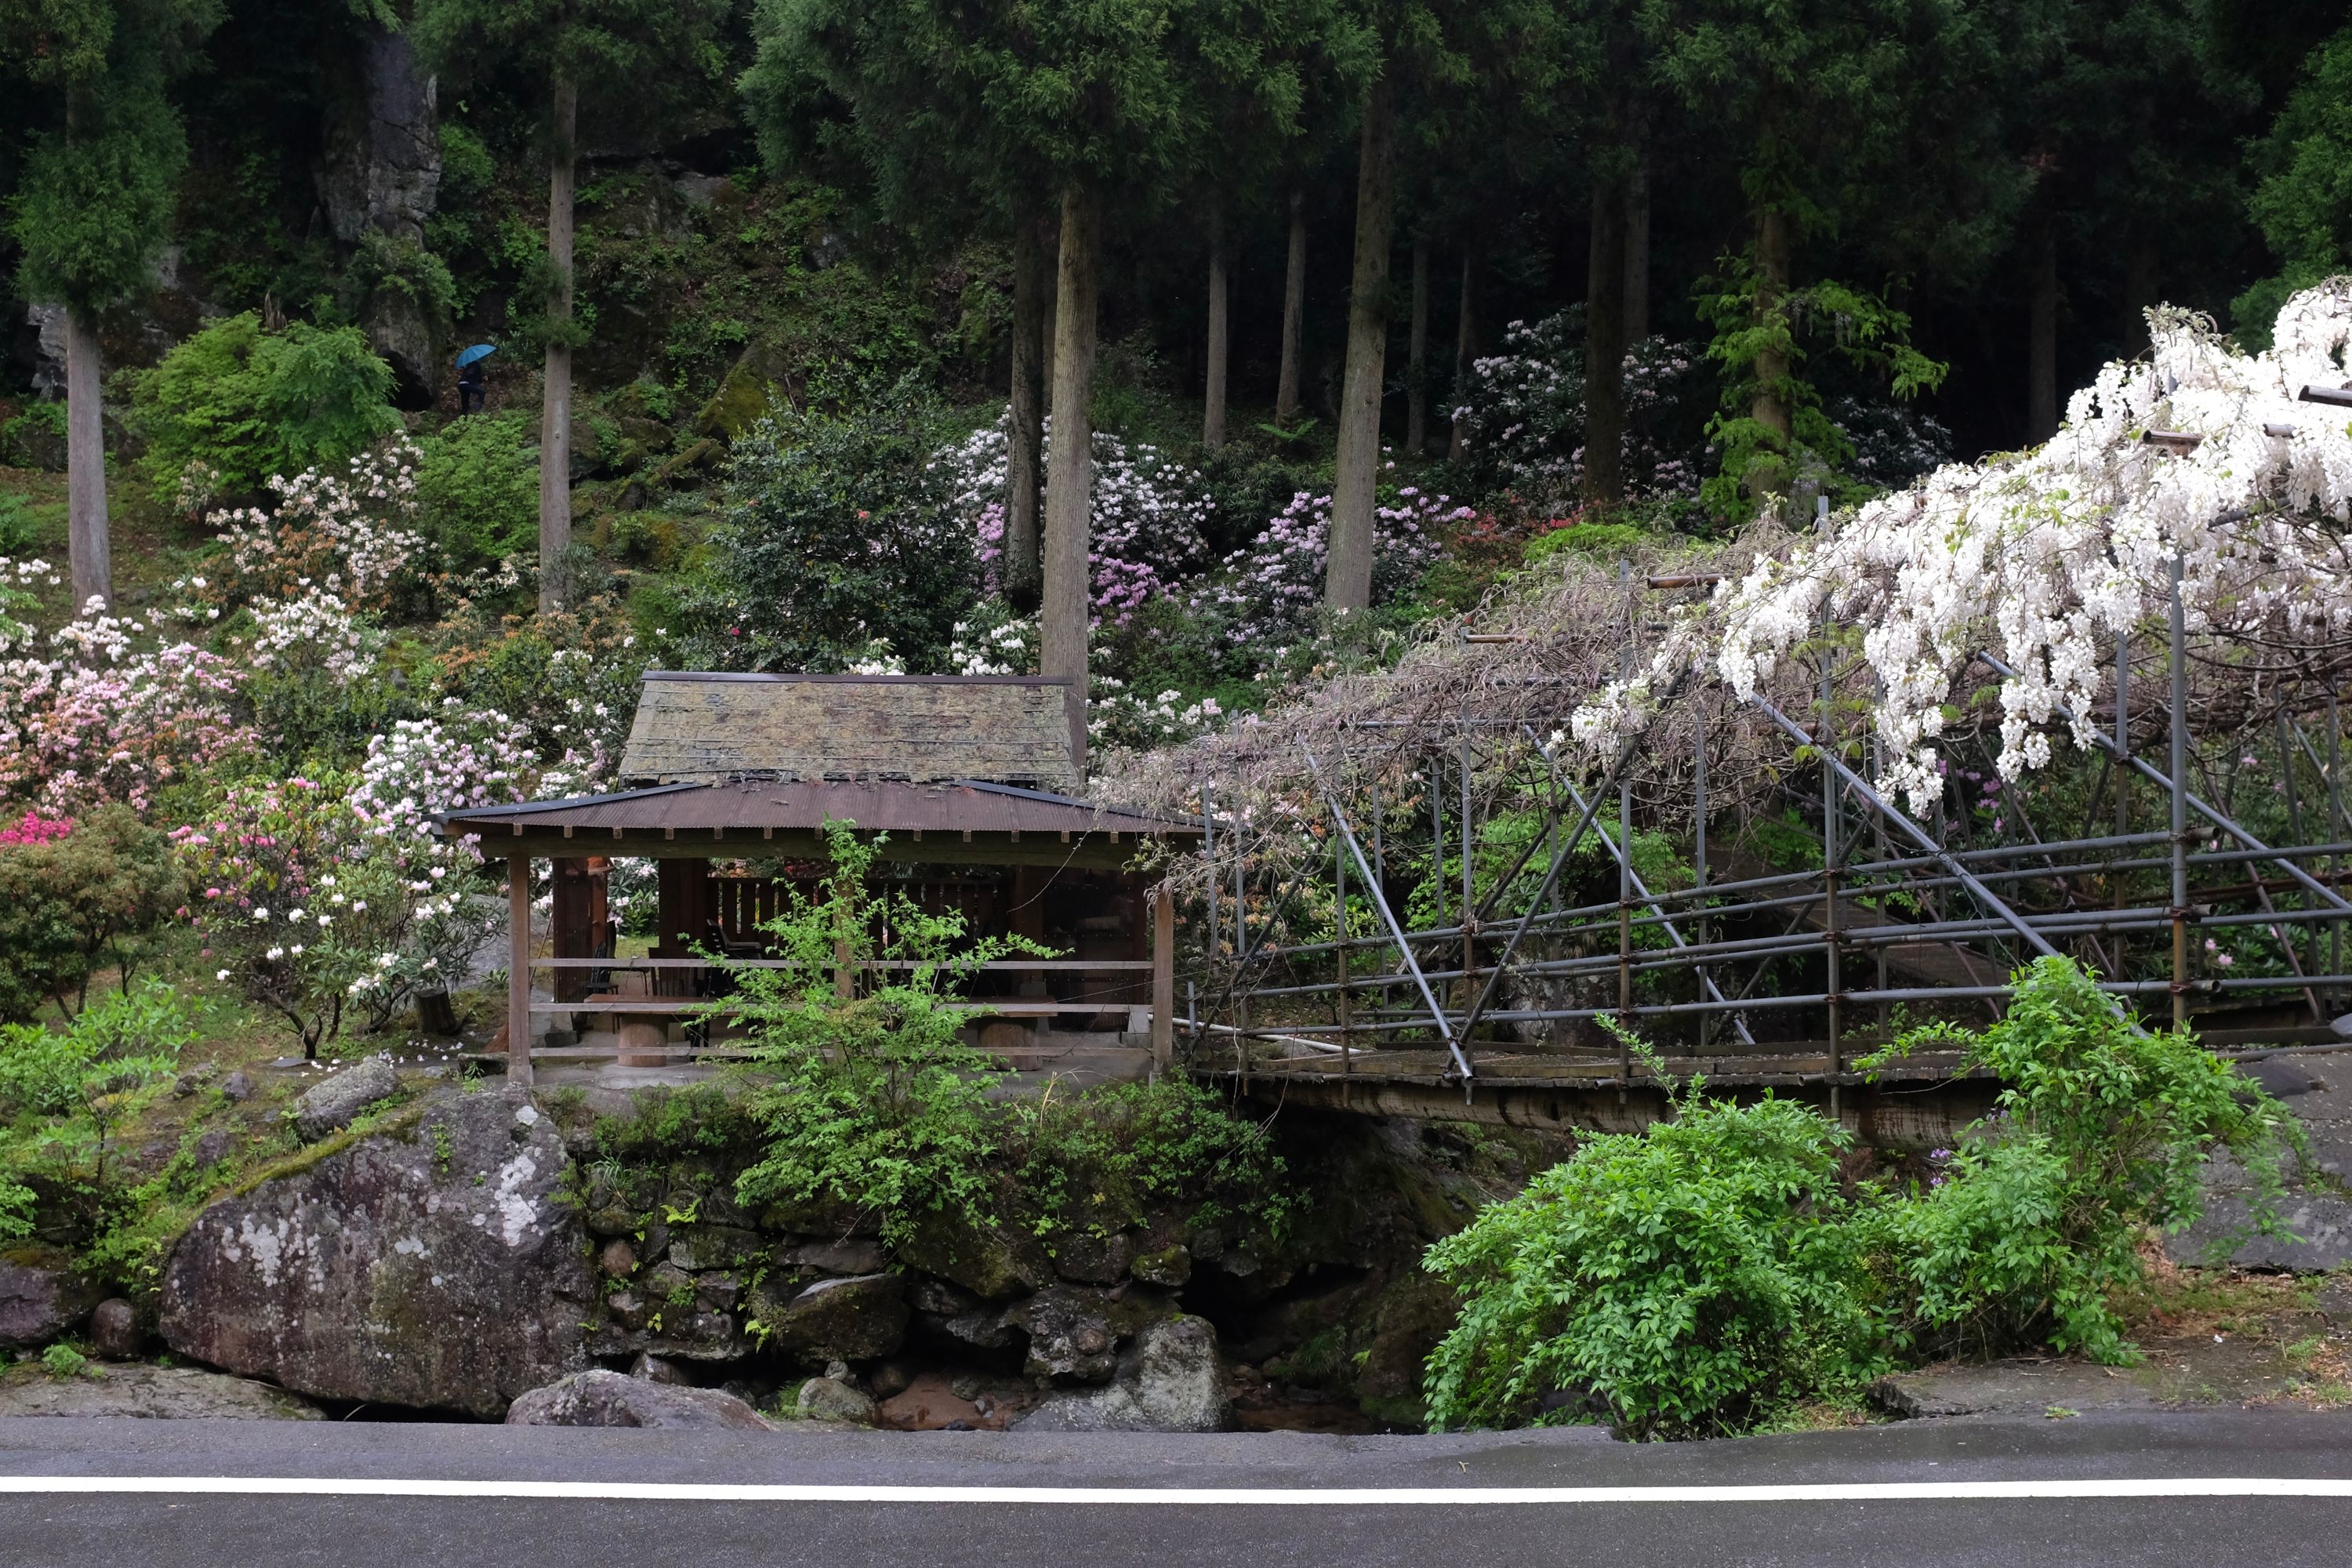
[434,672,1202,1084]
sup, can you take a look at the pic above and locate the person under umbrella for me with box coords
[456,343,497,415]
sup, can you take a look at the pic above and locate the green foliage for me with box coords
[129,311,399,504]
[1007,1076,1290,1240]
[0,979,196,1240]
[5,0,209,321]
[681,372,976,672]
[1425,1036,1887,1437]
[0,492,38,557]
[414,412,539,569]
[1695,263,1948,517]
[1869,956,2302,1363]
[1425,959,2302,1436]
[728,821,1048,1236]
[40,1343,89,1379]
[2234,24,2352,347]
[0,807,180,1025]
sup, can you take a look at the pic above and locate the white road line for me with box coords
[0,1477,2345,1504]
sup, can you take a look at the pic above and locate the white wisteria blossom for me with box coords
[1571,281,2352,815]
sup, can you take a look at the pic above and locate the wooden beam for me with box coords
[449,826,1174,869]
[507,855,532,1087]
[1152,879,1174,1076]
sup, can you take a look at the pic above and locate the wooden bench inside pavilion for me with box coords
[434,672,1202,1085]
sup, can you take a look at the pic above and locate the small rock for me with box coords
[629,1352,689,1386]
[585,1205,639,1239]
[1051,1231,1135,1286]
[89,1298,141,1360]
[696,1271,743,1312]
[750,1273,908,1363]
[606,1290,651,1331]
[1130,1244,1192,1287]
[0,1250,100,1349]
[1015,1316,1234,1432]
[292,1057,398,1142]
[1011,1287,1121,1384]
[668,1225,764,1273]
[598,1240,637,1279]
[643,1261,694,1303]
[506,1369,774,1430]
[219,1072,254,1103]
[797,1375,878,1425]
[869,1360,913,1400]
[790,1238,888,1276]
[191,1129,234,1168]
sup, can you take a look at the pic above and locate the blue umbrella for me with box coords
[456,343,498,369]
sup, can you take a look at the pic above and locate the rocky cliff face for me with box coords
[315,20,445,404]
[159,1083,592,1419]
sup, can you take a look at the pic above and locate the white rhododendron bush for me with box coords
[1573,281,2352,812]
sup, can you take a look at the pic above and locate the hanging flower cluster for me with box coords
[1570,281,2352,815]
[936,411,1215,626]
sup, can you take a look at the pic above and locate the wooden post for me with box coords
[507,855,533,1086]
[1151,880,1174,1076]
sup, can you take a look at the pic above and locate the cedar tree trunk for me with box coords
[1041,184,1101,769]
[2027,218,2059,444]
[1326,77,1396,614]
[1448,247,1475,461]
[538,77,578,614]
[1006,208,1048,609]
[1275,187,1306,426]
[64,307,111,615]
[1203,194,1230,450]
[1584,171,1629,507]
[1406,236,1429,455]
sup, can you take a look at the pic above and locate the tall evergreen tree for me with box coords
[5,0,219,613]
[1323,0,1559,610]
[411,0,727,615]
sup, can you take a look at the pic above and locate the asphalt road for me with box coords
[1,1409,2349,1567]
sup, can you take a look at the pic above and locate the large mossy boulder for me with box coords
[1015,1316,1234,1432]
[159,1085,593,1418]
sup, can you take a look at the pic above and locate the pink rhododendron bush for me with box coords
[0,561,256,815]
[1570,282,2352,811]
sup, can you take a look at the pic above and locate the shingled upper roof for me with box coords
[618,672,1082,793]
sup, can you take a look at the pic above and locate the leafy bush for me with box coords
[1424,1046,1886,1438]
[1425,959,2301,1436]
[679,373,977,673]
[1873,956,2299,1363]
[727,822,1044,1235]
[414,412,539,571]
[0,807,180,1024]
[724,822,1287,1247]
[0,979,195,1240]
[131,312,401,506]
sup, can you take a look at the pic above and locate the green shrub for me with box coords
[726,822,1044,1236]
[413,411,539,569]
[1424,1047,1887,1438]
[1423,960,2303,1436]
[0,807,180,1024]
[131,312,399,505]
[680,371,977,673]
[0,979,195,1241]
[1008,1076,1290,1240]
[1873,955,2300,1363]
